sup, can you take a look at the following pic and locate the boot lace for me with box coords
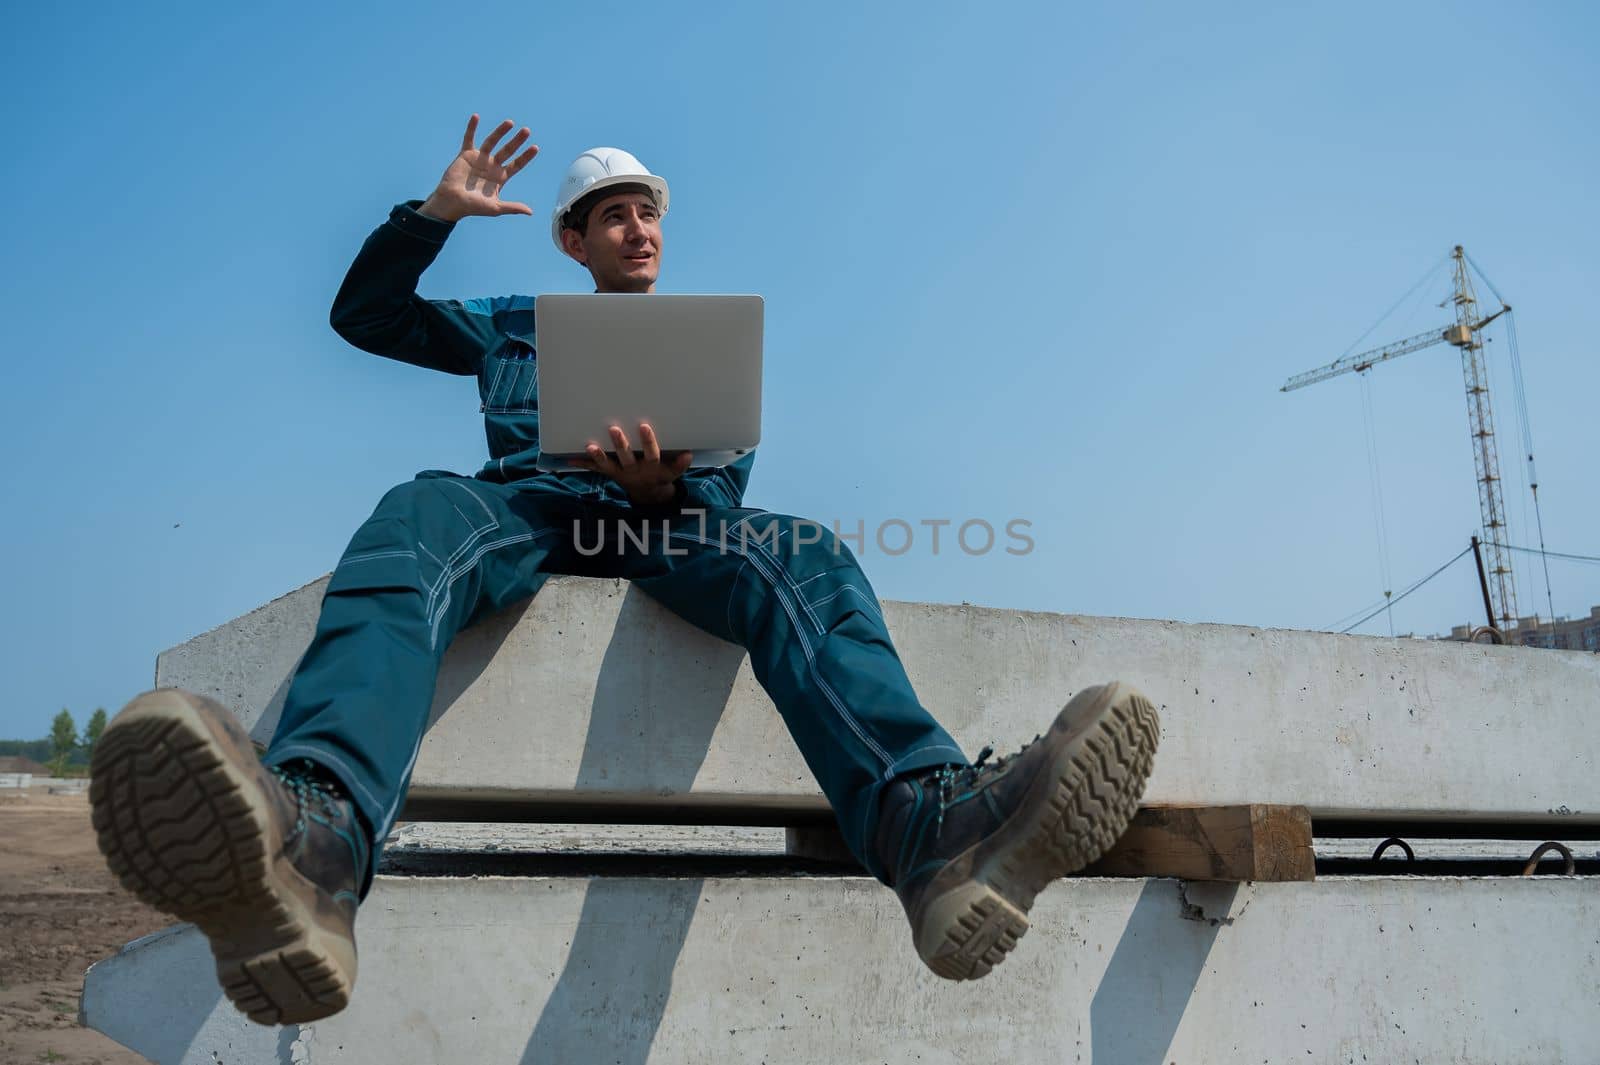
[270,760,346,846]
[931,734,1041,838]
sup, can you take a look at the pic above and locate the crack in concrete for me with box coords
[278,1023,313,1064]
[1176,879,1250,926]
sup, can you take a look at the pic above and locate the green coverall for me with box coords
[262,201,969,892]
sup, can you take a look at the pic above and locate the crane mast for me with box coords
[1282,245,1519,630]
[1447,246,1518,629]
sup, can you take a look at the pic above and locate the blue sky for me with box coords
[2,2,1596,738]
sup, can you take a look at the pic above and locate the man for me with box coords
[90,115,1160,1026]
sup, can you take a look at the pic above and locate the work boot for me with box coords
[89,688,368,1025]
[872,681,1160,981]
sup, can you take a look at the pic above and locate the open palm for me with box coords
[422,115,540,221]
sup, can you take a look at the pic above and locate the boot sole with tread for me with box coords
[89,689,356,1025]
[913,682,1161,981]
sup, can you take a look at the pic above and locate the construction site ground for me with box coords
[1,786,163,1065]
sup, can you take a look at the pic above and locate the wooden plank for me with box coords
[788,804,1315,882]
[1085,804,1315,882]
[785,825,858,866]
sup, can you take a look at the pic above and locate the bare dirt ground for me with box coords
[1,787,167,1064]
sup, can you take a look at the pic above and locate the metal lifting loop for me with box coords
[1521,841,1575,877]
[1372,838,1416,863]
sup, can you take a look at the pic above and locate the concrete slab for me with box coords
[384,821,788,857]
[155,574,1600,826]
[83,873,1600,1064]
[1316,837,1600,862]
[382,824,1600,879]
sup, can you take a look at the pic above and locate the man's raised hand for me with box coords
[418,115,539,223]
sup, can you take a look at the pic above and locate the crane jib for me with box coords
[1280,245,1525,629]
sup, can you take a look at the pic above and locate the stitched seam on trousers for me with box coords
[423,521,503,618]
[445,498,478,533]
[427,529,552,635]
[760,543,823,633]
[427,530,557,646]
[725,556,752,642]
[725,516,825,635]
[340,549,419,566]
[416,540,444,591]
[737,545,895,766]
[739,540,902,764]
[425,524,499,617]
[443,478,499,523]
[669,530,894,768]
[745,529,825,634]
[685,531,892,766]
[380,735,427,842]
[804,583,886,624]
[888,744,967,772]
[782,527,850,591]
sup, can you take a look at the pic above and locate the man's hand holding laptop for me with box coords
[572,421,692,507]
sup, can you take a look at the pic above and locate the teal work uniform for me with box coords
[263,201,968,893]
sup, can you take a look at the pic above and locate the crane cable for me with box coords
[1463,251,1557,622]
[1506,311,1556,620]
[1490,543,1600,566]
[1358,370,1395,635]
[1324,589,1399,633]
[1340,257,1449,638]
[1322,540,1596,636]
[1336,254,1451,361]
[1330,545,1475,634]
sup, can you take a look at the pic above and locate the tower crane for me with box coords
[1282,246,1519,630]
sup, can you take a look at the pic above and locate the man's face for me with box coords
[562,191,663,293]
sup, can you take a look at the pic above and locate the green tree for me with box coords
[49,709,77,776]
[84,708,108,759]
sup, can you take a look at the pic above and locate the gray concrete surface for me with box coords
[83,873,1600,1064]
[154,574,1600,826]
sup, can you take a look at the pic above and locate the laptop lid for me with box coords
[533,294,763,470]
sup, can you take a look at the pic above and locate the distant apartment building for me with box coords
[1445,606,1600,650]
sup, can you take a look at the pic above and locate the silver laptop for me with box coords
[533,294,763,472]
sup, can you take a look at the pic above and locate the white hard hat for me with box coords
[550,147,670,252]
